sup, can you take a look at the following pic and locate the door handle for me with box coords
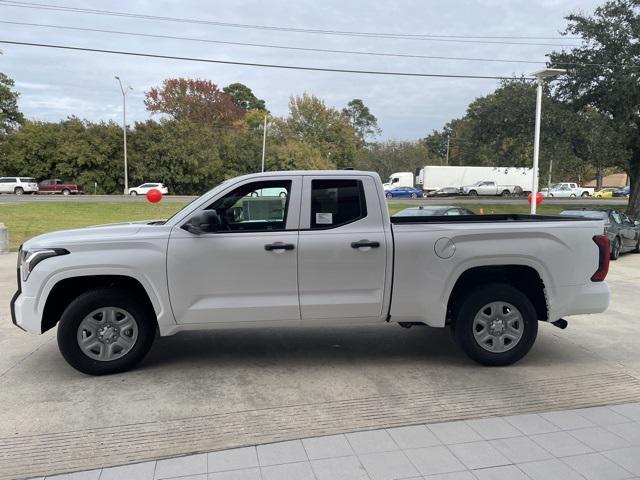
[351,240,380,249]
[265,242,295,251]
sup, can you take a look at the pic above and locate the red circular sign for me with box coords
[146,188,162,203]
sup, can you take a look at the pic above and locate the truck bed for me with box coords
[390,214,594,224]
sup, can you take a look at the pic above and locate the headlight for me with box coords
[19,247,69,281]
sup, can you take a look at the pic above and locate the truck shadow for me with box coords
[141,323,571,370]
[143,324,462,368]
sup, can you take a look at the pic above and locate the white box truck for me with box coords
[417,166,534,194]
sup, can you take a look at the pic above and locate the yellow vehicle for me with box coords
[593,188,618,198]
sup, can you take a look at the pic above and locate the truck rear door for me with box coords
[297,175,389,321]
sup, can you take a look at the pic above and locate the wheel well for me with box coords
[41,275,157,333]
[447,265,548,323]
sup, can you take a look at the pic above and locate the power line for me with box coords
[0,0,581,46]
[0,20,550,66]
[3,20,637,69]
[0,39,534,79]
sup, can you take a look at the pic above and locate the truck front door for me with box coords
[297,176,389,321]
[167,177,302,324]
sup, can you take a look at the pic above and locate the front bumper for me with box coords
[9,259,40,334]
[10,291,40,334]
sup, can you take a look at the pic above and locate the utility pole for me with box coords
[548,158,553,190]
[445,134,450,166]
[261,114,268,173]
[115,76,132,194]
[530,68,566,214]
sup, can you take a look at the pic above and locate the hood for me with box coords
[23,220,157,250]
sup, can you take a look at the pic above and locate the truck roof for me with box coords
[233,170,381,180]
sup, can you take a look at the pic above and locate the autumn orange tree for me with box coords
[144,78,244,126]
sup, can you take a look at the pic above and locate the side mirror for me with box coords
[183,210,221,235]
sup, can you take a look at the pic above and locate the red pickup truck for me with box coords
[38,179,83,195]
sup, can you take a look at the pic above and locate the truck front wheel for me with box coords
[452,283,538,366]
[57,288,156,375]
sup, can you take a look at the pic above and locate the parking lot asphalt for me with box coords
[1,253,640,479]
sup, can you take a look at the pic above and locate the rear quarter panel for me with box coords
[390,220,605,326]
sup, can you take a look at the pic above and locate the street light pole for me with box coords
[115,76,132,195]
[261,114,268,173]
[445,134,450,166]
[530,68,566,214]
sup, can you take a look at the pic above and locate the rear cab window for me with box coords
[310,179,367,229]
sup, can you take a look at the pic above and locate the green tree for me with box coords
[549,0,640,215]
[129,119,225,195]
[342,99,380,143]
[0,72,25,138]
[222,83,266,111]
[286,93,358,168]
[0,118,123,193]
[422,80,605,185]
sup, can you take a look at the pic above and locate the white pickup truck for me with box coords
[11,170,611,375]
[460,181,522,196]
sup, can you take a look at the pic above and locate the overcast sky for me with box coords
[0,0,601,140]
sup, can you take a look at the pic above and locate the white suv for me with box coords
[0,177,39,194]
[128,183,169,196]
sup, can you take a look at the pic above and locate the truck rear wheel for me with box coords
[452,283,538,366]
[57,288,156,375]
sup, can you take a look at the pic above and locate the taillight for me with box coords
[591,235,610,282]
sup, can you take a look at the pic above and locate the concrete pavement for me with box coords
[1,254,640,479]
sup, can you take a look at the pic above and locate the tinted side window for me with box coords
[310,179,367,229]
[206,180,291,232]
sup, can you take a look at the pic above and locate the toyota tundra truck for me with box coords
[10,170,611,375]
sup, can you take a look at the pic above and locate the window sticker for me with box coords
[316,212,333,224]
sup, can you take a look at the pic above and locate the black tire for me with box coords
[386,193,393,199]
[468,190,478,196]
[570,194,577,198]
[62,188,70,196]
[633,239,640,253]
[14,187,23,195]
[452,283,538,366]
[549,193,554,197]
[130,191,137,196]
[611,237,621,260]
[581,192,590,197]
[501,190,510,197]
[410,193,417,199]
[57,288,156,375]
